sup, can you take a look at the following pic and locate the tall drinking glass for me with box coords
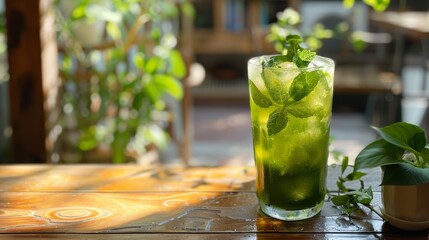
[248,55,335,221]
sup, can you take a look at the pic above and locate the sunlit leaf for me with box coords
[153,74,183,99]
[106,22,122,42]
[112,130,132,164]
[133,53,145,71]
[145,57,161,74]
[169,50,186,78]
[363,0,390,12]
[343,0,355,9]
[181,2,195,18]
[78,126,98,151]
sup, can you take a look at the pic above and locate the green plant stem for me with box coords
[362,203,385,221]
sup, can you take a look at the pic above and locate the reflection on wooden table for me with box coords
[0,164,427,239]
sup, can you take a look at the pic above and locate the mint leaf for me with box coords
[298,49,316,62]
[331,195,349,206]
[262,68,286,104]
[283,34,316,68]
[263,55,291,68]
[286,101,318,118]
[286,34,303,44]
[249,81,273,108]
[289,70,323,101]
[293,49,316,67]
[267,107,288,136]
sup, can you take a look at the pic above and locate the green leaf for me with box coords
[296,49,316,66]
[354,139,404,171]
[331,195,349,206]
[249,81,273,108]
[112,130,132,164]
[169,50,186,78]
[363,0,390,12]
[78,126,98,151]
[263,55,291,68]
[421,147,429,164]
[289,70,323,101]
[133,53,145,71]
[145,57,161,74]
[345,171,367,181]
[356,189,372,205]
[336,180,348,192]
[343,0,355,9]
[286,101,317,118]
[262,68,286,104]
[341,156,349,174]
[286,34,303,45]
[106,22,122,42]
[267,107,288,136]
[181,2,195,18]
[145,76,162,103]
[382,163,429,185]
[71,1,88,20]
[132,92,145,110]
[153,74,183,99]
[373,122,427,153]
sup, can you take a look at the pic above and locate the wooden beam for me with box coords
[5,0,58,163]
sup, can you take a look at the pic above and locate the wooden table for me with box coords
[0,164,428,239]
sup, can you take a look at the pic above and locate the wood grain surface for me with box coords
[0,164,427,239]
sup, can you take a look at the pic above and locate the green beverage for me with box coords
[248,54,334,221]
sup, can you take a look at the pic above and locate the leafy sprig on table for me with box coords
[250,35,327,136]
[329,155,383,218]
[330,122,429,219]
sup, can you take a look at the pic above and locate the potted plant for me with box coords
[352,122,429,230]
[331,122,429,231]
[54,0,193,163]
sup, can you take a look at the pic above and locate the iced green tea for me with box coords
[248,55,334,221]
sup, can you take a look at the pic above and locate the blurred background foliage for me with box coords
[267,0,391,54]
[55,0,193,163]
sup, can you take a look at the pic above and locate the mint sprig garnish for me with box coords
[253,34,326,136]
[286,35,314,68]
